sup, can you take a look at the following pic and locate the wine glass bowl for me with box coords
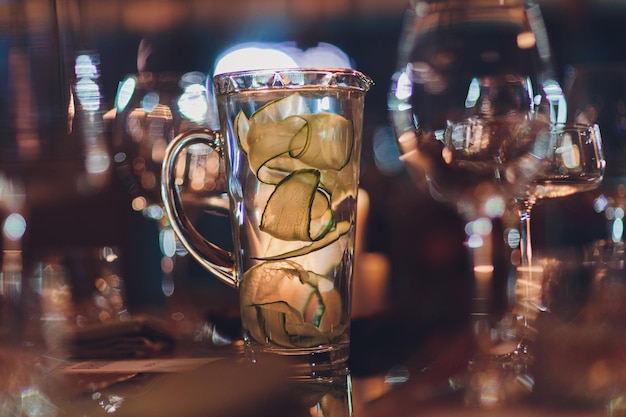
[564,65,626,179]
[524,124,605,202]
[395,77,552,214]
[441,115,552,217]
[389,0,555,134]
[562,65,626,246]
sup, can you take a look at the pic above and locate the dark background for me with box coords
[5,0,623,372]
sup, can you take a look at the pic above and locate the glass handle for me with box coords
[161,129,237,289]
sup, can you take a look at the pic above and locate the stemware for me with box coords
[513,123,605,343]
[563,64,626,244]
[388,0,558,405]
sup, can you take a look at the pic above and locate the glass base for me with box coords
[458,338,535,407]
[244,341,350,380]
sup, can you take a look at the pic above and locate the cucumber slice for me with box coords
[309,188,334,241]
[249,93,310,124]
[235,93,309,161]
[240,260,313,346]
[239,94,357,259]
[256,221,351,261]
[257,301,330,348]
[241,98,354,187]
[247,113,354,183]
[247,116,308,182]
[240,261,312,308]
[257,154,311,185]
[290,113,354,171]
[303,272,343,334]
[260,169,334,242]
[320,163,358,205]
[240,260,344,348]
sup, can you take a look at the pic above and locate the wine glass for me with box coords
[388,0,558,405]
[563,64,626,243]
[510,123,605,366]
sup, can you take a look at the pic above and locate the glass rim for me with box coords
[213,67,374,95]
[552,123,600,133]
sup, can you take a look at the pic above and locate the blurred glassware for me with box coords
[0,2,115,413]
[565,64,626,180]
[388,0,560,405]
[28,246,130,356]
[512,123,604,348]
[111,70,225,297]
[0,245,127,416]
[564,64,626,245]
[530,240,626,410]
[0,0,111,350]
[0,239,303,416]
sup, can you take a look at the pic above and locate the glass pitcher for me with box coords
[161,68,373,373]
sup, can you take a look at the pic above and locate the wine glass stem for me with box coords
[519,202,533,268]
[468,219,495,354]
[517,200,538,333]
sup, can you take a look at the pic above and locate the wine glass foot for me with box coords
[450,337,535,408]
[494,339,534,375]
[463,353,534,407]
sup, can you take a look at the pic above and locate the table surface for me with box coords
[2,312,619,417]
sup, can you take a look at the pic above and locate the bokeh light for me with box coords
[3,212,26,241]
[213,41,352,76]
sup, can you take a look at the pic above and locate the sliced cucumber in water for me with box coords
[246,116,308,182]
[257,301,330,348]
[235,93,358,345]
[256,221,351,261]
[290,113,354,171]
[250,93,311,125]
[240,260,344,348]
[260,169,333,242]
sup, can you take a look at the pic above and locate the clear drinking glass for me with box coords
[161,68,373,375]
